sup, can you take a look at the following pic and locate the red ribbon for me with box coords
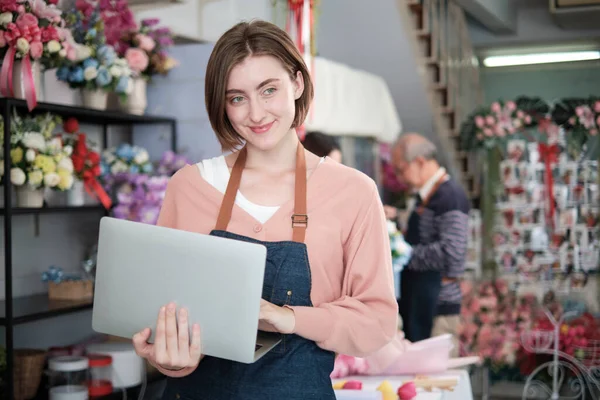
[287,0,316,130]
[0,49,38,111]
[538,143,560,230]
[83,170,112,210]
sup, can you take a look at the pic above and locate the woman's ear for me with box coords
[293,70,305,100]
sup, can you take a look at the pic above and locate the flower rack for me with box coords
[0,97,177,400]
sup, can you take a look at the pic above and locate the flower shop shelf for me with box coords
[1,205,106,215]
[0,293,93,325]
[0,98,176,125]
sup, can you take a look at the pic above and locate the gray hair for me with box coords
[396,134,438,163]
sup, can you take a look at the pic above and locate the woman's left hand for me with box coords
[259,299,296,334]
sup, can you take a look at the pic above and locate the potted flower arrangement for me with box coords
[110,150,189,224]
[100,142,153,197]
[155,149,189,176]
[116,18,178,114]
[0,0,69,110]
[112,173,169,225]
[1,112,74,207]
[60,117,111,208]
[55,6,132,110]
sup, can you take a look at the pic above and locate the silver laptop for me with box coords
[92,216,281,364]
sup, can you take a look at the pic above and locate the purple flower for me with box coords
[155,27,171,35]
[112,204,131,220]
[132,174,149,187]
[173,155,188,170]
[146,176,169,191]
[161,150,175,165]
[139,205,161,224]
[117,191,134,205]
[142,18,160,27]
[145,190,164,205]
[158,36,174,47]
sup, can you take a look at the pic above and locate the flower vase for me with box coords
[82,89,108,110]
[15,185,44,208]
[12,59,43,102]
[67,180,86,206]
[121,78,147,115]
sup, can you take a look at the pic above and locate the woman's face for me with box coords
[225,55,304,151]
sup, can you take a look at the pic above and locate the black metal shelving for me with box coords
[1,97,177,399]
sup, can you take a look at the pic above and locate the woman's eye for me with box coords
[263,87,276,95]
[231,96,244,104]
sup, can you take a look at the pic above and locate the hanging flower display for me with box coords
[551,96,600,159]
[459,96,550,152]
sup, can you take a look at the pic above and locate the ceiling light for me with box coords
[483,51,600,67]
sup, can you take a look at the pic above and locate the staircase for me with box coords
[397,0,484,199]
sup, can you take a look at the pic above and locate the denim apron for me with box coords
[398,173,448,342]
[162,143,336,400]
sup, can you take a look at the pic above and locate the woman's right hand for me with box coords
[132,302,202,376]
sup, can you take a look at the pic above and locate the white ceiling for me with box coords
[468,0,600,49]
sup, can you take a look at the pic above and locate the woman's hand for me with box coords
[132,302,202,376]
[259,299,296,334]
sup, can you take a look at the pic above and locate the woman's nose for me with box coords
[248,99,267,123]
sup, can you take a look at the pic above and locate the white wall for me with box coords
[316,0,434,142]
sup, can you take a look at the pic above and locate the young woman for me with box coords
[132,20,398,399]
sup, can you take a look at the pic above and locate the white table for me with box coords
[333,369,472,400]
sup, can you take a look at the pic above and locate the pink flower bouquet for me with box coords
[117,18,178,80]
[0,0,70,110]
[459,279,540,369]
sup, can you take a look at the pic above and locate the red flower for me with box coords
[88,151,100,165]
[63,117,79,134]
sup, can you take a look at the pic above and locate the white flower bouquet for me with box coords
[1,112,74,191]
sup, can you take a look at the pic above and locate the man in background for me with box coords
[392,133,470,354]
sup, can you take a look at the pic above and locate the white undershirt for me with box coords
[196,155,324,224]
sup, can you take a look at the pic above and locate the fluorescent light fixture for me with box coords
[483,51,600,67]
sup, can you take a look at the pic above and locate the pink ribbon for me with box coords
[0,46,16,97]
[22,55,37,111]
[0,47,38,111]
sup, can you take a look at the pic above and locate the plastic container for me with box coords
[47,356,89,400]
[85,342,144,388]
[87,354,113,397]
[378,334,454,376]
[334,392,383,400]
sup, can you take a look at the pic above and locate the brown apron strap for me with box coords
[416,173,449,215]
[214,142,308,243]
[215,146,247,231]
[292,143,307,243]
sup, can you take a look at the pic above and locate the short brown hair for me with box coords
[205,20,314,151]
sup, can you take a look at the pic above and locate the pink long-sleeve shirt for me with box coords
[156,158,398,357]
